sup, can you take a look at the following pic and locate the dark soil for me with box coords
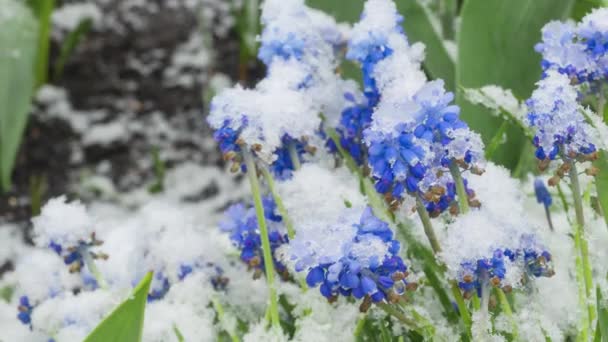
[0,1,264,224]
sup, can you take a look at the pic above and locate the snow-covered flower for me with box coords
[536,8,608,86]
[293,207,411,306]
[442,211,553,297]
[342,0,484,215]
[526,70,597,160]
[31,196,106,277]
[209,0,352,178]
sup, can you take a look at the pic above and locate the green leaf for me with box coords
[597,287,608,341]
[456,0,575,170]
[0,0,39,191]
[26,0,55,87]
[306,0,455,89]
[84,272,153,342]
[396,0,455,90]
[54,17,93,80]
[595,151,608,229]
[571,0,604,20]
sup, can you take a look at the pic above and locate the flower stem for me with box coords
[450,281,472,333]
[354,314,366,338]
[378,303,420,329]
[569,162,595,334]
[539,204,554,232]
[496,288,518,340]
[211,295,240,342]
[415,195,442,254]
[243,150,281,329]
[449,162,469,214]
[260,166,295,239]
[83,249,108,290]
[288,141,301,171]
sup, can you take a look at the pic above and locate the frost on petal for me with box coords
[526,70,598,160]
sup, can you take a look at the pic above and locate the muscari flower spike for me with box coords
[457,237,554,298]
[209,1,344,179]
[148,264,230,302]
[48,233,106,275]
[304,208,413,309]
[534,179,552,208]
[536,8,608,87]
[329,0,403,166]
[526,70,597,162]
[219,197,289,280]
[365,80,484,215]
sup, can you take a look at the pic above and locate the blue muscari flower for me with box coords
[305,208,411,305]
[534,179,552,208]
[219,197,289,277]
[269,135,306,180]
[526,70,597,161]
[367,129,427,198]
[458,249,510,297]
[258,32,306,66]
[519,234,555,278]
[458,242,554,297]
[17,295,33,326]
[148,272,171,301]
[334,93,374,165]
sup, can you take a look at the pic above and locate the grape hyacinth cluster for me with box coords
[31,196,107,276]
[208,0,352,178]
[298,207,413,308]
[444,211,554,299]
[344,0,484,216]
[536,8,608,87]
[526,70,598,163]
[220,197,290,279]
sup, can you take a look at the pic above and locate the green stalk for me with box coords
[243,150,281,329]
[211,295,240,342]
[415,196,442,254]
[484,120,509,160]
[574,227,590,342]
[449,162,469,214]
[569,162,595,334]
[325,126,360,175]
[451,281,472,332]
[260,166,295,239]
[496,288,518,339]
[83,250,108,290]
[471,294,481,311]
[378,303,421,329]
[288,141,302,170]
[598,86,606,122]
[354,315,366,338]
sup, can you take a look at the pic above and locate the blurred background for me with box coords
[0,0,605,228]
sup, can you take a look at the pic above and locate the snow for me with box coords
[32,196,94,249]
[463,85,526,121]
[52,3,102,32]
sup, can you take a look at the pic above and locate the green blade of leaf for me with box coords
[306,0,455,89]
[0,0,39,191]
[84,272,153,342]
[595,151,608,229]
[54,17,93,80]
[396,0,455,90]
[571,0,604,20]
[456,0,575,170]
[27,0,55,87]
[597,287,608,341]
